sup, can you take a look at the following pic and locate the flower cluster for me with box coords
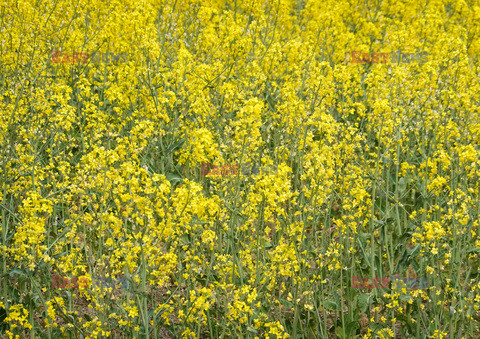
[352,276,428,289]
[50,51,128,64]
[51,275,130,290]
[201,162,278,176]
[345,50,429,64]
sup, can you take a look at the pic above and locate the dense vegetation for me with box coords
[1,0,480,337]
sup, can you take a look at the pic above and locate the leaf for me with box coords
[9,268,27,277]
[52,250,69,259]
[165,173,183,184]
[357,233,372,268]
[24,294,41,308]
[370,322,384,333]
[334,322,359,339]
[398,177,407,192]
[280,298,294,308]
[0,307,8,331]
[345,320,359,338]
[0,231,15,245]
[407,244,420,257]
[324,300,338,311]
[357,293,373,313]
[167,138,186,154]
[411,258,420,272]
[335,326,346,338]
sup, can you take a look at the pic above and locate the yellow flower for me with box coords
[78,274,92,290]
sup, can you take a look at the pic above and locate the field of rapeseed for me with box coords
[1,0,480,338]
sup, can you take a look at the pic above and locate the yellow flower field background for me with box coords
[1,0,480,337]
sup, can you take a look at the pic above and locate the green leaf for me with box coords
[345,320,359,337]
[357,293,373,313]
[9,268,27,277]
[398,177,407,192]
[280,298,294,308]
[165,173,183,184]
[0,231,15,245]
[167,138,186,154]
[372,218,385,225]
[407,244,420,257]
[52,250,69,259]
[335,326,346,338]
[411,258,420,272]
[324,300,338,311]
[370,322,384,333]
